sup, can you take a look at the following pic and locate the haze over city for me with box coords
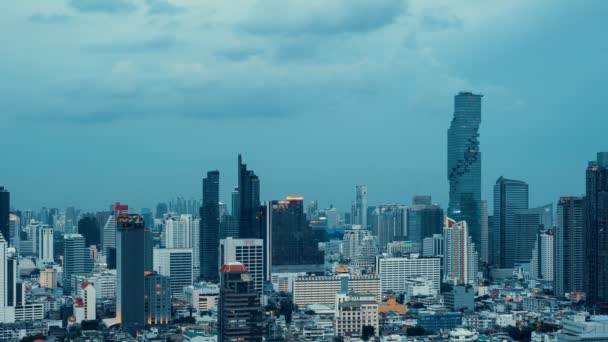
[2,0,607,211]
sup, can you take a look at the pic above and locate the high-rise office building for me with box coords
[78,216,100,247]
[555,197,584,298]
[480,200,489,264]
[164,214,193,248]
[237,155,261,239]
[153,248,194,300]
[38,225,53,264]
[406,199,444,244]
[63,234,93,295]
[343,226,378,265]
[584,152,608,311]
[65,205,77,234]
[353,185,368,229]
[144,271,171,326]
[530,230,554,282]
[155,203,168,219]
[218,262,264,342]
[116,212,153,334]
[269,197,324,273]
[443,218,478,285]
[0,233,17,323]
[492,177,529,268]
[513,204,552,265]
[220,238,264,295]
[0,187,9,247]
[102,214,116,256]
[201,170,220,282]
[373,204,407,250]
[95,211,111,249]
[8,214,19,252]
[447,92,482,249]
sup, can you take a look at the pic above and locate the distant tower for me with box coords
[269,197,324,273]
[585,152,608,311]
[448,92,482,249]
[555,197,584,298]
[353,185,368,229]
[200,170,220,282]
[492,177,529,268]
[116,207,153,335]
[406,198,444,243]
[38,226,54,264]
[0,187,9,246]
[218,262,264,342]
[237,155,261,239]
[63,234,93,295]
[374,204,407,250]
[78,216,99,247]
[443,218,478,285]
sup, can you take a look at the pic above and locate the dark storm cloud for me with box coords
[67,0,137,14]
[239,0,407,36]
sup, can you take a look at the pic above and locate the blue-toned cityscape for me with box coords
[1,1,608,341]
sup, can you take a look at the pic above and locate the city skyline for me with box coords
[1,1,607,211]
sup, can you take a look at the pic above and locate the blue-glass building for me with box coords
[448,92,482,248]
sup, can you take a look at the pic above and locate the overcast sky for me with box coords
[1,0,606,213]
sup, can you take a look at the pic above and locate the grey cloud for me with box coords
[216,47,264,61]
[28,14,72,24]
[89,36,177,53]
[67,0,137,14]
[240,0,407,36]
[419,9,463,31]
[145,0,185,15]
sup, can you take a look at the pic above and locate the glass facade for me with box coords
[447,92,482,248]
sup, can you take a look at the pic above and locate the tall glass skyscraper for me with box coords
[0,187,9,246]
[492,177,529,268]
[555,197,584,298]
[200,170,220,282]
[584,152,608,312]
[448,92,482,249]
[237,155,261,239]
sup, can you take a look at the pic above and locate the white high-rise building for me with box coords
[102,215,115,255]
[73,280,96,323]
[530,230,554,281]
[343,225,378,264]
[443,218,478,286]
[192,218,200,278]
[219,238,264,294]
[353,185,368,228]
[0,234,16,323]
[481,200,489,264]
[38,226,54,264]
[164,214,192,248]
[153,248,194,300]
[377,254,441,294]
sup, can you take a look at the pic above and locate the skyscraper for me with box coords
[201,170,220,282]
[530,230,554,282]
[220,238,264,295]
[492,177,529,268]
[38,225,53,264]
[268,197,324,273]
[164,214,193,249]
[63,234,93,295]
[153,248,193,300]
[144,271,171,326]
[448,92,482,249]
[480,200,489,264]
[513,204,552,265]
[584,152,608,311]
[353,185,368,229]
[78,216,99,247]
[218,262,264,342]
[555,197,584,298]
[373,204,407,250]
[406,198,444,243]
[443,218,478,285]
[116,212,153,334]
[237,155,261,239]
[0,233,17,323]
[0,187,9,247]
